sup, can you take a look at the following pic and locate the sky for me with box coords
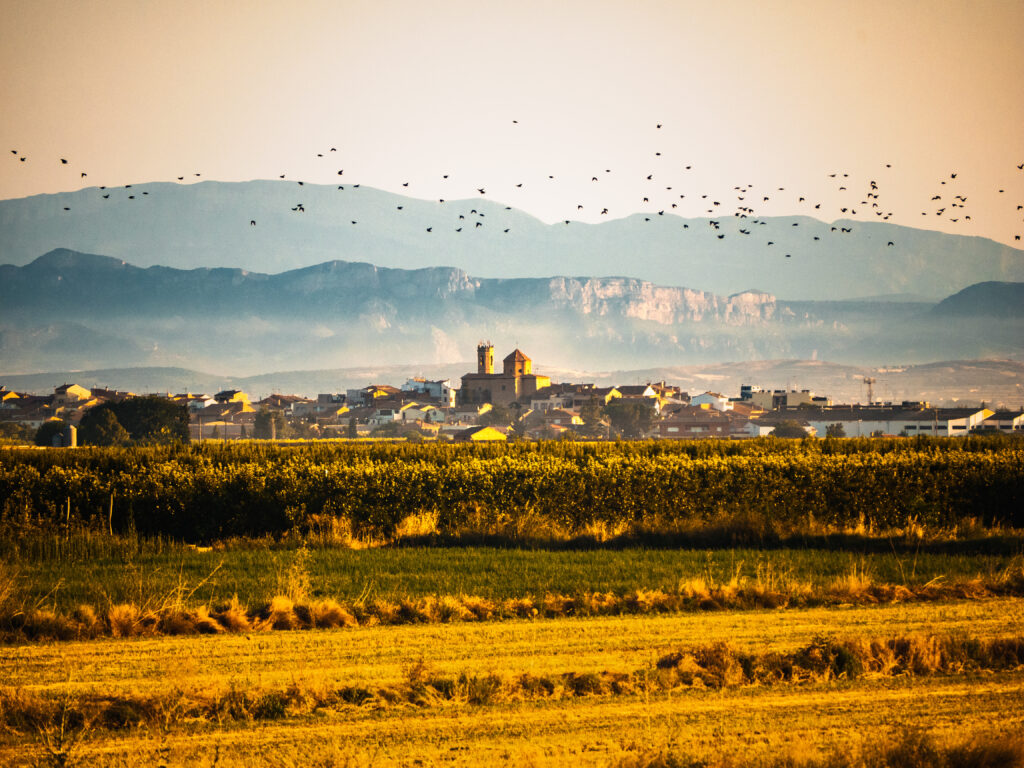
[2,0,1023,246]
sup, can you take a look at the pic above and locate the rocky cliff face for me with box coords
[544,277,775,325]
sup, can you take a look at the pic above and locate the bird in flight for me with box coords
[250,220,256,226]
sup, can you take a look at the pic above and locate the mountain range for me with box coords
[2,180,1022,300]
[2,249,1022,376]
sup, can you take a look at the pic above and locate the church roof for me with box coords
[503,348,530,363]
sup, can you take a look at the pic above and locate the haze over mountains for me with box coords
[2,180,1023,301]
[2,249,1022,377]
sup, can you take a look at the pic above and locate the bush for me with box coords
[33,420,67,447]
[770,420,809,438]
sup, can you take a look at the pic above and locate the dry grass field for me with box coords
[3,598,1023,767]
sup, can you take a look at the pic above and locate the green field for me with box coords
[4,536,1023,613]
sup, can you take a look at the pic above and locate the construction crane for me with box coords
[863,377,876,404]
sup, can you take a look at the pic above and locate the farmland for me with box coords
[1,438,1023,765]
[2,603,1023,766]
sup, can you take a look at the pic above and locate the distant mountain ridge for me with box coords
[1,180,1022,300]
[1,249,1022,375]
[932,282,1024,317]
[0,248,776,326]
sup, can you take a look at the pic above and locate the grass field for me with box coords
[2,600,1023,766]
[5,534,1023,612]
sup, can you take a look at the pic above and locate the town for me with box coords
[2,343,1022,446]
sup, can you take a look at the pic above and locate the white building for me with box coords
[981,410,1024,433]
[402,378,457,407]
[795,406,992,437]
[690,391,734,412]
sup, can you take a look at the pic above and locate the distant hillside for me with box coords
[1,180,1022,300]
[931,282,1024,317]
[2,249,1023,375]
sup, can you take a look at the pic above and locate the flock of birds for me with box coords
[8,123,1024,258]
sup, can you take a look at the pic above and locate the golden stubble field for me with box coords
[3,598,1023,767]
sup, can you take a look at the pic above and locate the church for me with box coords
[459,343,551,407]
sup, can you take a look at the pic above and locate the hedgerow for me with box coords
[0,438,1020,540]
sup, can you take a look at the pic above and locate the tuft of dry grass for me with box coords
[106,604,140,638]
[309,599,357,629]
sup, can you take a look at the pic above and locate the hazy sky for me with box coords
[2,0,1023,245]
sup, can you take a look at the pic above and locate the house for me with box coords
[616,384,658,399]
[544,408,583,427]
[368,407,401,426]
[194,401,256,428]
[255,394,309,412]
[740,386,825,410]
[214,389,250,404]
[400,403,446,423]
[0,389,23,410]
[690,392,733,412]
[345,385,402,406]
[402,378,457,407]
[649,381,685,401]
[614,385,663,415]
[90,387,134,403]
[460,344,551,407]
[53,383,91,406]
[0,401,55,429]
[656,406,746,439]
[172,393,217,413]
[453,425,508,442]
